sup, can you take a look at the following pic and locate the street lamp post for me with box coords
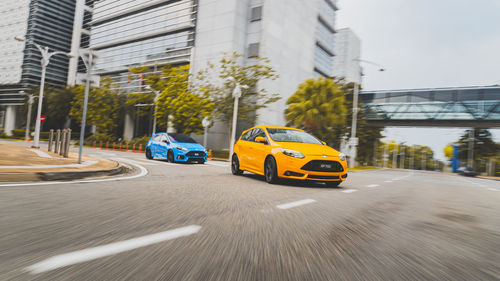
[20,91,35,142]
[202,117,211,148]
[349,58,385,168]
[145,85,160,134]
[227,77,248,160]
[14,36,72,148]
[467,129,474,168]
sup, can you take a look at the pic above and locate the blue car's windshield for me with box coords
[169,134,197,143]
[266,128,322,144]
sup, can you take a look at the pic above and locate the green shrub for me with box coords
[12,129,25,138]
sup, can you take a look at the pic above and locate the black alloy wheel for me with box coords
[145,148,153,159]
[167,150,175,163]
[231,154,243,175]
[264,157,279,184]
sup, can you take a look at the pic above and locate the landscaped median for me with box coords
[0,142,128,182]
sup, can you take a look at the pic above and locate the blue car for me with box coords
[145,133,208,164]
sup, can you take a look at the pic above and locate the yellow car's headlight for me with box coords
[281,148,305,159]
[339,153,347,161]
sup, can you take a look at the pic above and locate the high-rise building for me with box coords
[69,0,338,147]
[333,28,361,84]
[0,0,78,135]
[193,0,338,148]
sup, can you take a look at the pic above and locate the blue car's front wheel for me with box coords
[167,150,175,163]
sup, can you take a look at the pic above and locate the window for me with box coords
[251,128,267,143]
[250,6,262,21]
[168,133,197,143]
[248,43,260,58]
[153,134,162,141]
[241,129,254,141]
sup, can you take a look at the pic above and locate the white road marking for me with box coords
[458,177,485,187]
[206,162,230,167]
[341,189,358,193]
[25,225,201,274]
[487,188,498,191]
[276,199,316,209]
[0,158,147,187]
[28,149,52,158]
[366,184,379,188]
[0,160,98,169]
[384,180,393,183]
[126,160,158,166]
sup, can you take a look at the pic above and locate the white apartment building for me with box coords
[332,28,361,84]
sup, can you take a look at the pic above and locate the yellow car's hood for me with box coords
[275,142,340,157]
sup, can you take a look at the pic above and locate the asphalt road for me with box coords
[1,148,499,281]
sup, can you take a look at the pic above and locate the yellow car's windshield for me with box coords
[266,128,322,144]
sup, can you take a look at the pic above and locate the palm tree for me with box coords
[285,77,346,144]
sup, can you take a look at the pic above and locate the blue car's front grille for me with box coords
[186,151,206,157]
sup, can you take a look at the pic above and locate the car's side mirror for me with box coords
[162,140,170,144]
[255,136,267,144]
[321,141,326,145]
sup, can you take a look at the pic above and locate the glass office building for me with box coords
[0,0,77,134]
[313,0,337,77]
[79,0,198,92]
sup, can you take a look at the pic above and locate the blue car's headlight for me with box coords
[176,146,188,151]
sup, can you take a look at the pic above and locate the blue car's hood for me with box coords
[174,142,206,151]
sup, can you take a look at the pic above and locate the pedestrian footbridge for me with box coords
[361,86,500,128]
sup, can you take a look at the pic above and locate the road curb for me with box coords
[36,164,130,181]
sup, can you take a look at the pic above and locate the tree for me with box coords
[129,64,214,134]
[456,129,499,170]
[285,77,346,144]
[69,77,122,140]
[195,52,280,143]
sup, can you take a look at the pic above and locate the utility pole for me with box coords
[383,143,389,168]
[77,49,98,164]
[349,83,360,169]
[468,129,474,168]
[422,150,426,170]
[400,145,405,169]
[392,143,398,168]
[410,146,415,170]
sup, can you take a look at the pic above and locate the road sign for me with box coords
[40,115,46,122]
[348,137,359,146]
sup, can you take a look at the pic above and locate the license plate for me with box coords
[320,164,332,169]
[194,153,200,156]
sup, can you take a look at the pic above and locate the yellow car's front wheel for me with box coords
[264,157,279,184]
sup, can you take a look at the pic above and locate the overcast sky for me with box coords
[336,0,500,161]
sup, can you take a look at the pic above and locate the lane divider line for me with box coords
[25,225,202,274]
[384,180,393,183]
[341,189,358,194]
[277,199,316,210]
[366,184,379,188]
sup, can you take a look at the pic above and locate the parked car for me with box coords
[145,133,207,164]
[232,126,348,187]
[457,167,477,177]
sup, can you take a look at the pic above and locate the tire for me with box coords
[264,156,279,184]
[231,154,243,175]
[167,150,175,163]
[145,148,153,159]
[326,181,341,188]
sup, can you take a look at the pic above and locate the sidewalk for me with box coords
[0,142,126,182]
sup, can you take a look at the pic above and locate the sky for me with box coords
[336,0,500,161]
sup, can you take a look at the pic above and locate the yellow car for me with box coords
[232,126,348,187]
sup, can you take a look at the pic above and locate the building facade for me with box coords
[66,0,339,148]
[332,28,361,84]
[0,0,77,135]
